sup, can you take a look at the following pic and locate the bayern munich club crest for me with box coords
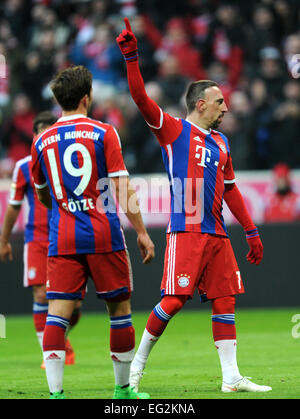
[177,274,190,288]
[28,267,37,280]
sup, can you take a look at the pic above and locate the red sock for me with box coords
[43,326,66,351]
[212,296,236,342]
[43,315,69,352]
[33,303,48,333]
[110,315,135,353]
[146,295,187,337]
[110,327,135,353]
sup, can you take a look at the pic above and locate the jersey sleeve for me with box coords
[9,162,27,205]
[104,126,129,178]
[146,106,183,146]
[126,59,182,146]
[31,142,48,189]
[224,153,236,185]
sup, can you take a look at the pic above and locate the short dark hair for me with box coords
[185,80,219,114]
[50,65,92,111]
[33,111,57,135]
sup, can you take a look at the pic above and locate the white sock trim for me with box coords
[110,348,135,363]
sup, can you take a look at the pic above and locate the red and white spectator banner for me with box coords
[1,171,300,233]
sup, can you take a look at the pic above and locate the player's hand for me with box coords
[246,228,263,265]
[0,241,13,263]
[116,18,138,61]
[137,232,155,264]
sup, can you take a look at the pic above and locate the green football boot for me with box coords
[113,384,150,399]
[50,390,66,399]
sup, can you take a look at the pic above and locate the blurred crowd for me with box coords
[0,0,300,178]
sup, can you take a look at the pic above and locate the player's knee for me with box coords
[74,300,82,311]
[106,292,131,304]
[106,295,132,317]
[48,299,76,320]
[33,286,47,304]
[212,295,236,315]
[161,295,187,316]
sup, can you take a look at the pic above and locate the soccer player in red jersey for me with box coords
[117,18,272,394]
[0,111,80,369]
[31,66,155,399]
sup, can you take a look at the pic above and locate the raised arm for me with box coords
[116,18,162,127]
[116,18,182,145]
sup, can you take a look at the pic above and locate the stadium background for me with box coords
[0,0,300,315]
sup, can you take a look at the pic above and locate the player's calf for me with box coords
[33,302,48,349]
[130,295,187,391]
[32,285,48,354]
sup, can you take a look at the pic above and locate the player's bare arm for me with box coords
[111,176,155,264]
[36,185,52,210]
[0,204,21,262]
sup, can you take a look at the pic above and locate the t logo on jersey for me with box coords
[195,145,211,168]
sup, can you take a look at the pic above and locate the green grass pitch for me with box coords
[0,308,299,399]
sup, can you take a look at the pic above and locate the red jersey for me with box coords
[9,155,50,243]
[31,114,128,257]
[147,108,236,236]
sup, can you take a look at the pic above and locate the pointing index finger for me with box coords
[124,17,132,32]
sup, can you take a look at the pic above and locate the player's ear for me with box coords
[196,99,206,113]
[81,94,90,109]
[87,89,93,110]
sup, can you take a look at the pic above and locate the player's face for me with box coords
[202,87,228,129]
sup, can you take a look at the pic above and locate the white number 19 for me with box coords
[47,143,92,199]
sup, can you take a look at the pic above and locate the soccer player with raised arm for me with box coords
[31,65,155,399]
[0,111,80,369]
[116,18,272,394]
